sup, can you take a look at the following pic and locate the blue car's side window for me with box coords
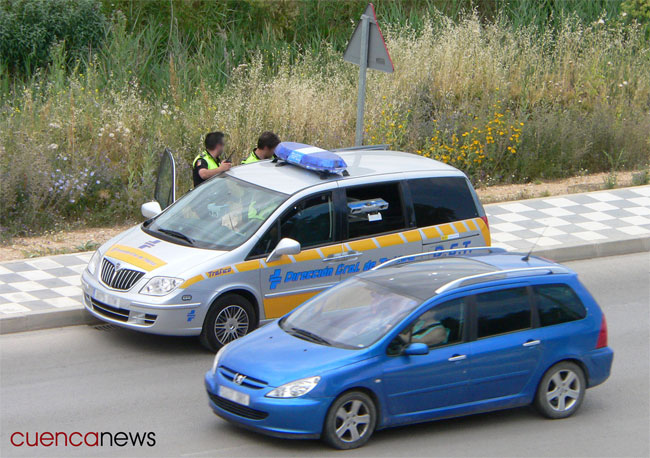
[387,298,466,355]
[411,298,465,348]
[475,287,531,339]
[534,284,587,327]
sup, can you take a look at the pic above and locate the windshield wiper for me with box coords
[157,228,195,246]
[288,327,332,346]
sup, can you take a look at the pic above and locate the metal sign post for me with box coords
[355,15,370,147]
[344,3,394,147]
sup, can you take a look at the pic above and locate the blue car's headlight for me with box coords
[211,345,228,375]
[266,376,321,398]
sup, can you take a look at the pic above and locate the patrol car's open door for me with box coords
[142,148,176,219]
[154,148,176,209]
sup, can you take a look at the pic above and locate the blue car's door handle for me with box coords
[523,339,541,347]
[448,354,467,362]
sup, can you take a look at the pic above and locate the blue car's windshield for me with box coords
[146,174,287,250]
[280,278,421,349]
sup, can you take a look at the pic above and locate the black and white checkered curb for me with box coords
[488,186,650,251]
[0,253,90,315]
[0,185,648,332]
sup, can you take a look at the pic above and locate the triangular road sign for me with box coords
[343,3,394,73]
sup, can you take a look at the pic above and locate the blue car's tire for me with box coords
[322,391,377,450]
[534,361,586,419]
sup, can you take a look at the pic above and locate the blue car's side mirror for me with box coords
[403,342,429,356]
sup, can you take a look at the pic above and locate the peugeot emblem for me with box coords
[234,373,246,385]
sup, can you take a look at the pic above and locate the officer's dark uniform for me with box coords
[192,151,221,187]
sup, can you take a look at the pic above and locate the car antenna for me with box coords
[522,225,549,262]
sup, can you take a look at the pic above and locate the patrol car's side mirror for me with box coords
[141,201,162,219]
[266,238,301,264]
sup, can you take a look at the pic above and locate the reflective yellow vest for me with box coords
[241,150,261,165]
[192,151,220,169]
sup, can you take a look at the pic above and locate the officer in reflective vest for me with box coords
[241,131,281,164]
[192,131,231,187]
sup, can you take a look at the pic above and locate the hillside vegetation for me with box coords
[1,0,649,237]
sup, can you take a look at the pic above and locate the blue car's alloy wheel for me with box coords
[535,361,586,419]
[323,391,377,449]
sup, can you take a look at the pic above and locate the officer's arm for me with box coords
[198,167,219,180]
[198,162,231,179]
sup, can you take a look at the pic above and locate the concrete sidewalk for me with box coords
[1,185,649,334]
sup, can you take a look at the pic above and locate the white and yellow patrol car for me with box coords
[82,143,491,350]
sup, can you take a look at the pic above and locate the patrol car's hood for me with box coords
[220,321,372,387]
[101,225,227,277]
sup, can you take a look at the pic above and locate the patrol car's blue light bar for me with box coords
[275,142,348,175]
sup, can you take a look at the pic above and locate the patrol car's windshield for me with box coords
[280,278,420,349]
[146,175,287,250]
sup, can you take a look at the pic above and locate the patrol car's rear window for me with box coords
[407,177,479,227]
[345,182,407,239]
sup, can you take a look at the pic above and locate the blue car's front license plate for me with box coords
[219,385,250,406]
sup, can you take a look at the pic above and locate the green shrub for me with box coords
[1,8,649,238]
[622,0,650,23]
[0,0,106,75]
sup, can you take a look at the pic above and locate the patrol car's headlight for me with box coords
[266,376,321,398]
[211,345,228,375]
[87,250,101,276]
[139,277,183,296]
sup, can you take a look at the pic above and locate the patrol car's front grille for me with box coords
[219,366,268,390]
[100,258,145,290]
[86,294,156,326]
[208,393,268,420]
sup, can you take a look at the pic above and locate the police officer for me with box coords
[192,132,231,187]
[241,131,281,164]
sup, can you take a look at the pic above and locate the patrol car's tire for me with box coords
[534,361,586,419]
[322,391,377,450]
[200,294,256,352]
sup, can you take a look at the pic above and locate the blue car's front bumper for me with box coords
[204,371,332,439]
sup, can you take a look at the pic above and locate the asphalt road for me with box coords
[1,252,649,457]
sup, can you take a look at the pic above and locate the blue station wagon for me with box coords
[204,247,613,449]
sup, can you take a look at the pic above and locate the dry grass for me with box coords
[1,14,649,237]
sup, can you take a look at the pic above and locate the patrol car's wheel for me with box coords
[200,294,256,352]
[322,391,377,450]
[534,361,586,419]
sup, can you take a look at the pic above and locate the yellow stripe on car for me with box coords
[105,244,167,272]
[439,223,456,236]
[292,250,322,262]
[476,217,491,246]
[178,217,487,292]
[375,233,405,248]
[234,260,262,272]
[347,238,377,252]
[402,229,421,243]
[263,289,322,319]
[180,274,205,289]
[453,222,467,233]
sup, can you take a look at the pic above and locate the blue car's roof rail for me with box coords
[371,246,506,271]
[435,266,571,294]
